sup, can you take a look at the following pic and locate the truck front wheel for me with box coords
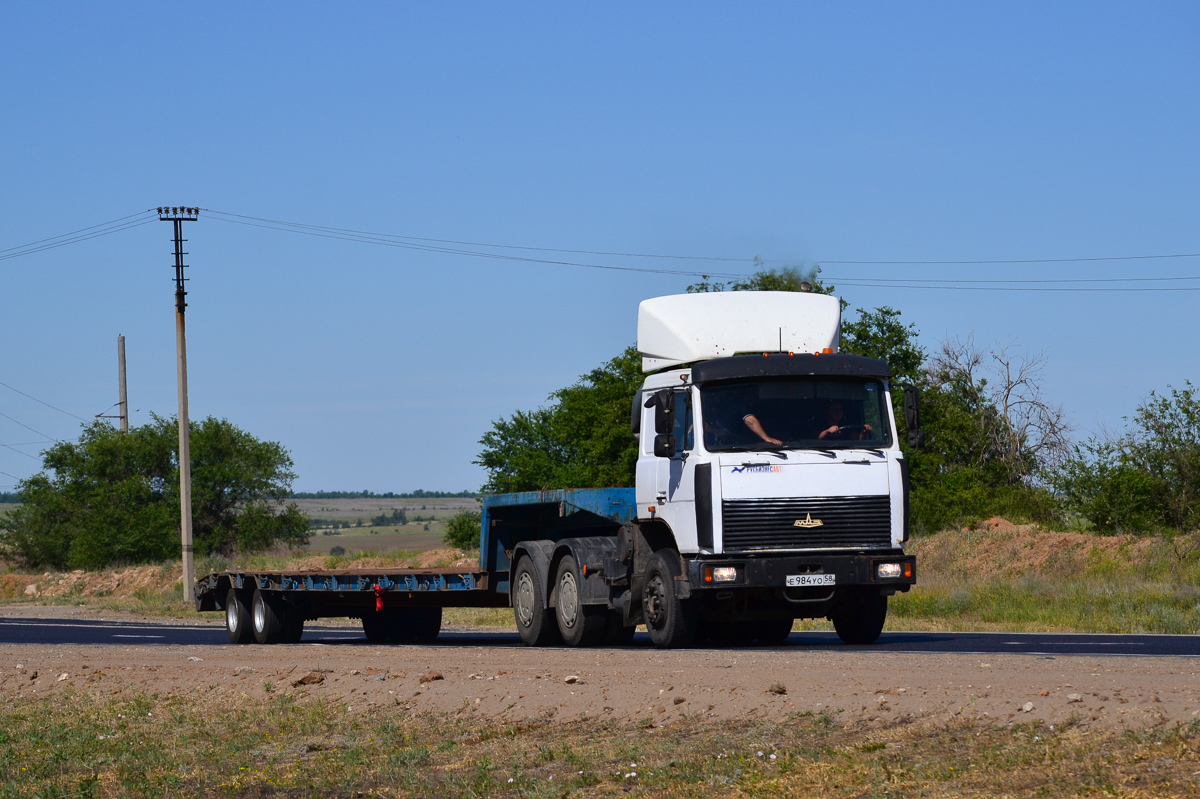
[642,551,698,649]
[513,557,561,647]
[830,588,888,645]
[554,556,606,647]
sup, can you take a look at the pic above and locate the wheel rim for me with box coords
[226,601,239,633]
[515,571,535,629]
[253,595,266,633]
[644,573,667,628]
[558,571,579,629]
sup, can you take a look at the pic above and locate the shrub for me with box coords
[443,510,482,549]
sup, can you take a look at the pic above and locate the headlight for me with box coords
[876,562,903,579]
[704,566,739,583]
[712,566,738,582]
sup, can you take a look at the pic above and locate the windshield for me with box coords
[699,378,893,451]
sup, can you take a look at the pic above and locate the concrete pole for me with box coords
[117,335,128,433]
[176,302,194,603]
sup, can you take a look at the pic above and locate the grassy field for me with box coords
[4,690,1199,797]
[294,497,478,555]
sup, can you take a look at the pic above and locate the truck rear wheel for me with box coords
[251,589,284,644]
[554,556,606,647]
[225,587,253,644]
[831,588,888,645]
[513,557,561,647]
[642,551,698,649]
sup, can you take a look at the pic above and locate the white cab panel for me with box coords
[638,291,842,372]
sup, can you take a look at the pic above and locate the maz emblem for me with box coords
[794,513,823,528]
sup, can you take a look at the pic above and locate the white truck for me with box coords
[197,289,918,649]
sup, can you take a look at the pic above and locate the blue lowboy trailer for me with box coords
[195,488,642,646]
[196,291,918,649]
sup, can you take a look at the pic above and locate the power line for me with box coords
[202,208,759,264]
[0,380,89,422]
[0,469,25,484]
[0,443,40,461]
[0,411,58,442]
[824,280,1200,292]
[0,212,156,262]
[833,275,1200,285]
[824,252,1200,265]
[205,207,1200,287]
[203,212,748,278]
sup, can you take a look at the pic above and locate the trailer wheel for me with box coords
[225,588,253,644]
[831,589,888,645]
[513,556,560,647]
[282,607,304,643]
[642,551,698,649]
[361,611,392,643]
[251,589,284,644]
[554,556,606,647]
[400,608,442,643]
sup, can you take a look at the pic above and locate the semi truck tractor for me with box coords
[196,290,918,648]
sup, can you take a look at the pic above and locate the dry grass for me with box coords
[3,689,1198,798]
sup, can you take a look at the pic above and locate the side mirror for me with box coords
[653,434,677,458]
[644,390,676,435]
[903,386,926,449]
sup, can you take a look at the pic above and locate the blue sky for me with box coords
[1,3,1198,492]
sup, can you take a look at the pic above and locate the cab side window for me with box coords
[673,390,693,453]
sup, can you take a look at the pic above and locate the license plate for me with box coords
[787,573,835,587]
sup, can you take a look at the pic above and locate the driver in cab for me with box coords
[817,399,872,441]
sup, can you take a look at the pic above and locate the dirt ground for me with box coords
[3,623,1197,735]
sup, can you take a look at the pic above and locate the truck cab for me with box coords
[621,290,916,646]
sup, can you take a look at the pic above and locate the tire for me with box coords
[554,556,607,647]
[641,550,698,649]
[282,606,304,643]
[361,611,393,643]
[225,587,253,644]
[513,556,560,647]
[251,589,284,644]
[751,616,795,646]
[831,588,888,645]
[602,611,635,646]
[399,607,442,643]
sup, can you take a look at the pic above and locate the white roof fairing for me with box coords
[637,291,842,372]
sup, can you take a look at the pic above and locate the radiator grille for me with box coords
[721,495,892,551]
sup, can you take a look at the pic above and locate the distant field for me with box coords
[293,496,479,554]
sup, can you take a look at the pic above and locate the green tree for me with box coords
[443,509,483,549]
[1054,382,1200,534]
[841,307,924,385]
[476,346,643,492]
[0,416,309,570]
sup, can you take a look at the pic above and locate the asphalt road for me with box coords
[1,616,1197,656]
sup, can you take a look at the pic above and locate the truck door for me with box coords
[654,388,702,552]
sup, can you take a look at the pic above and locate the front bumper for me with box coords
[684,550,916,592]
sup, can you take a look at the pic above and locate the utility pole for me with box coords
[158,207,200,604]
[117,335,128,433]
